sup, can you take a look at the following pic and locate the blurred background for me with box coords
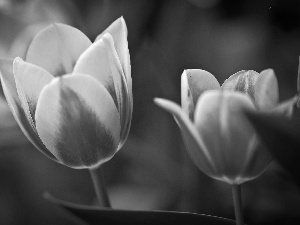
[1,0,300,224]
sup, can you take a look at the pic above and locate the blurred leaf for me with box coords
[109,184,176,210]
[45,193,235,225]
[246,111,300,186]
[271,95,299,117]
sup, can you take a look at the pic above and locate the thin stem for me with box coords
[89,167,111,207]
[232,184,244,225]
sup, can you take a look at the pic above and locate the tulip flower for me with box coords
[155,69,278,225]
[156,69,278,184]
[0,17,132,170]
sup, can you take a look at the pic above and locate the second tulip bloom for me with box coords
[155,69,278,184]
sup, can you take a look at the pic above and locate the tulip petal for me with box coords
[95,17,131,88]
[222,70,279,111]
[154,98,217,176]
[74,33,130,149]
[222,70,260,99]
[13,57,54,125]
[181,69,220,119]
[95,17,132,148]
[0,59,58,161]
[35,74,121,169]
[222,70,246,90]
[255,69,279,111]
[26,23,92,76]
[240,141,271,183]
[194,91,257,184]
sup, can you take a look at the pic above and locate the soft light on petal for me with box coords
[221,70,246,91]
[74,33,130,148]
[95,17,131,87]
[239,141,272,183]
[255,69,279,111]
[181,69,220,119]
[35,74,121,169]
[13,57,54,125]
[74,33,123,109]
[0,59,58,161]
[154,98,217,177]
[221,70,278,112]
[222,70,260,101]
[26,23,92,76]
[95,17,132,149]
[194,90,258,184]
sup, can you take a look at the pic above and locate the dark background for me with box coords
[0,0,300,224]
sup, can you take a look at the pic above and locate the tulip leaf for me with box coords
[45,193,235,225]
[246,111,300,186]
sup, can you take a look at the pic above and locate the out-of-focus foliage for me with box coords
[1,0,300,225]
[46,193,236,225]
[0,0,73,58]
[247,110,300,186]
[0,96,27,148]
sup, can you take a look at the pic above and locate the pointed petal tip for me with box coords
[14,56,22,61]
[153,98,169,108]
[119,16,126,25]
[154,98,183,117]
[102,32,114,44]
[93,32,116,54]
[261,68,274,73]
[117,16,127,29]
[260,68,275,77]
[117,16,128,37]
[153,97,163,103]
[13,56,23,64]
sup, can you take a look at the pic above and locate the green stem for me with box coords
[232,184,244,225]
[89,167,111,207]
